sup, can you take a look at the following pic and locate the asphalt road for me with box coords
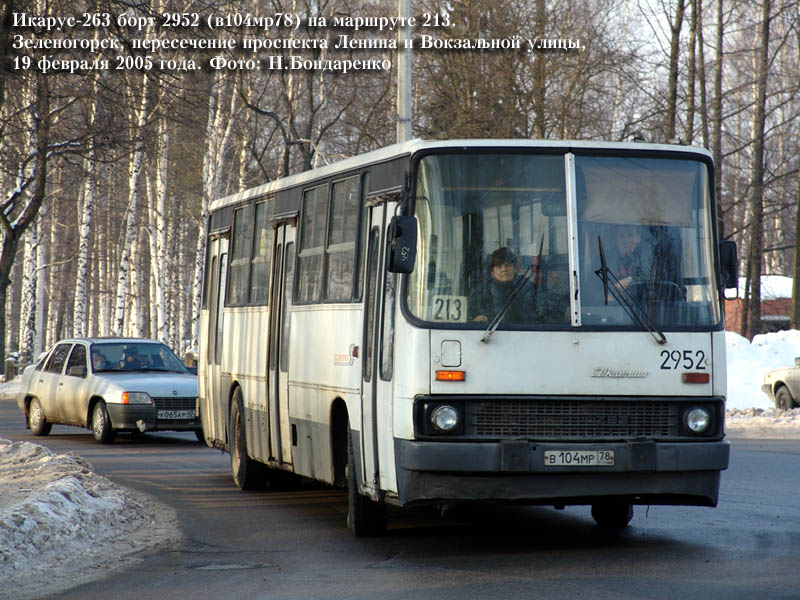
[2,399,799,600]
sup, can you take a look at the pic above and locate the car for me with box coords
[762,358,800,410]
[17,338,202,444]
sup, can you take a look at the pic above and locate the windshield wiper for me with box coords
[482,237,544,343]
[595,236,667,345]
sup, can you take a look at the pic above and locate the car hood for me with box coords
[89,372,198,399]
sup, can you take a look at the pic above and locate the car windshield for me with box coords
[90,342,187,373]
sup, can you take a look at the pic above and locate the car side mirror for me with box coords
[719,240,738,290]
[794,357,800,367]
[68,365,87,378]
[387,215,417,274]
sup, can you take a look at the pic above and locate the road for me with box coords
[2,400,799,600]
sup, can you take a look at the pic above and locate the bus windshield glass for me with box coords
[408,152,571,327]
[576,155,720,328]
[407,151,720,329]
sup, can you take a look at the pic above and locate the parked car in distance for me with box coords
[762,358,800,410]
[17,338,202,444]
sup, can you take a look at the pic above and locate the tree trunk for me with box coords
[684,0,697,144]
[0,72,50,365]
[745,0,772,338]
[532,0,547,138]
[112,74,149,337]
[665,0,686,143]
[712,0,724,238]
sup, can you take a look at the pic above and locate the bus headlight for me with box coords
[431,405,460,432]
[685,407,712,433]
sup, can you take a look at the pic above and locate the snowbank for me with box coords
[725,329,800,410]
[0,437,180,600]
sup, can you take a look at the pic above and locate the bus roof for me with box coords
[210,138,713,212]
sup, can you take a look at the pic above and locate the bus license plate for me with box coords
[158,410,195,420]
[544,450,614,467]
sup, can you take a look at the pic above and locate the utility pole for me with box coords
[396,0,412,143]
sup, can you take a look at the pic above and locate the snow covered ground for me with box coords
[1,329,800,598]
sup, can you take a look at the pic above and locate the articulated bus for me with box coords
[198,139,737,535]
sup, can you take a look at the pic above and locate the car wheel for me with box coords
[591,502,633,528]
[346,421,386,537]
[28,398,52,436]
[195,429,206,444]
[229,388,266,490]
[775,387,795,411]
[91,401,116,444]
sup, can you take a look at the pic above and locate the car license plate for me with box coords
[544,450,614,467]
[158,410,196,420]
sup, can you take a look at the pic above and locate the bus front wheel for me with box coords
[591,502,633,528]
[229,388,266,490]
[346,426,387,536]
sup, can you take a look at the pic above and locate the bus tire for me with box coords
[229,388,266,490]
[591,502,633,528]
[346,426,387,536]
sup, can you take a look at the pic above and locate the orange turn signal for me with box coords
[436,370,466,382]
[682,372,710,384]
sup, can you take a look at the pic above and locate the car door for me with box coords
[32,343,73,423]
[58,343,90,426]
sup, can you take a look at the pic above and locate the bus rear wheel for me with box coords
[591,502,633,528]
[346,425,386,537]
[229,388,267,490]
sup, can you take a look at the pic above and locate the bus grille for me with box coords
[471,401,675,439]
[152,397,197,411]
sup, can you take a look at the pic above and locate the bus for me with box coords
[198,139,737,535]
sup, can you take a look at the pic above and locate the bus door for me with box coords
[268,224,295,465]
[361,202,393,492]
[204,235,228,444]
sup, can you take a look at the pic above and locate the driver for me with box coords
[613,225,649,289]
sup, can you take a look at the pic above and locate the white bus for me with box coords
[198,139,737,535]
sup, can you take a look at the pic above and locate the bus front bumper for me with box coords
[394,438,729,507]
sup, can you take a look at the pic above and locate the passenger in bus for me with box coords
[469,247,568,324]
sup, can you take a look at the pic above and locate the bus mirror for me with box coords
[387,215,417,274]
[719,240,738,290]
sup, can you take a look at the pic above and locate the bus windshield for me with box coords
[407,151,721,329]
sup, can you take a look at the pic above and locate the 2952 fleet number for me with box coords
[660,349,706,370]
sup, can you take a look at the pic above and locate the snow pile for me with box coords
[0,437,179,600]
[725,329,800,410]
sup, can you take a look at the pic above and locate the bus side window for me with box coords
[296,185,327,303]
[280,243,295,373]
[380,271,396,381]
[363,226,380,382]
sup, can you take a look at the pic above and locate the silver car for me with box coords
[762,358,800,410]
[17,338,201,444]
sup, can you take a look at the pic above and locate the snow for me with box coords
[2,329,800,598]
[0,390,180,599]
[742,274,793,300]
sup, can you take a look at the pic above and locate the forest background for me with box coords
[0,0,798,366]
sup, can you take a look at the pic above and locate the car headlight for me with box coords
[431,405,460,432]
[122,392,152,405]
[685,407,712,433]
